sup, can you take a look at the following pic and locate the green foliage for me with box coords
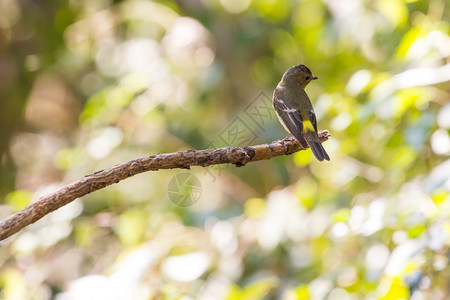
[1,0,449,299]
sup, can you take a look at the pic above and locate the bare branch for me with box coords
[0,131,330,241]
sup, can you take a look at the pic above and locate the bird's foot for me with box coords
[275,134,294,153]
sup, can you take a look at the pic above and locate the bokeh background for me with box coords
[1,0,450,299]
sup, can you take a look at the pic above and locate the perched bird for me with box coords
[272,64,330,161]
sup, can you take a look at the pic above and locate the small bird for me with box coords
[272,64,330,161]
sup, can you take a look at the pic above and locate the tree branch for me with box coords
[0,131,330,241]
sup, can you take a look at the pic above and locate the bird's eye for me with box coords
[305,76,310,81]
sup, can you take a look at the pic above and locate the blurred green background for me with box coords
[1,0,449,299]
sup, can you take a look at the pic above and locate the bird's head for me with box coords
[281,64,318,88]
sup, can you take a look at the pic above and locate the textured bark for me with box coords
[0,131,330,241]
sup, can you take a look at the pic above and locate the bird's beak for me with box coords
[312,76,318,80]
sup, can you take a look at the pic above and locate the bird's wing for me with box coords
[308,109,318,132]
[273,91,308,148]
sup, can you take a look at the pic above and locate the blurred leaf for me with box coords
[294,176,317,210]
[115,209,148,245]
[379,277,409,300]
[226,278,278,300]
[407,225,425,238]
[54,148,80,169]
[376,0,409,28]
[332,208,351,223]
[5,190,32,211]
[431,189,448,204]
[293,150,312,167]
[290,285,311,300]
[255,0,290,23]
[0,268,28,300]
[244,197,266,218]
[74,219,97,247]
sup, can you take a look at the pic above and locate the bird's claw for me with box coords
[275,134,293,153]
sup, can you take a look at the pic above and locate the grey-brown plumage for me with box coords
[272,64,330,161]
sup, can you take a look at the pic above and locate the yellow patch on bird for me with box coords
[302,120,315,133]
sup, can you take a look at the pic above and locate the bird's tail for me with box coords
[304,131,330,161]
